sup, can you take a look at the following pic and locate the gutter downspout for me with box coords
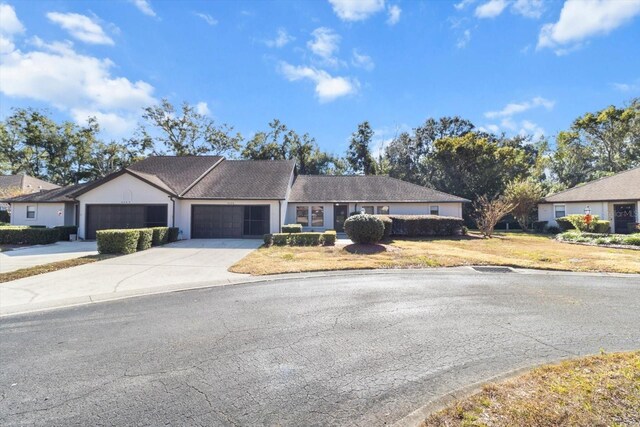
[169,196,176,227]
[278,200,282,233]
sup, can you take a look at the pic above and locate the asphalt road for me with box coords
[1,270,639,426]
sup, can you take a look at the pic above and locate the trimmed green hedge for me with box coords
[282,224,303,233]
[344,214,385,244]
[387,215,464,237]
[374,215,393,239]
[322,230,336,246]
[0,210,9,223]
[135,228,153,251]
[0,226,60,245]
[532,221,548,233]
[150,227,169,246]
[96,229,139,254]
[54,225,78,241]
[168,227,180,242]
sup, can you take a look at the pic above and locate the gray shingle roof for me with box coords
[182,160,296,199]
[289,175,470,203]
[543,167,640,203]
[1,183,87,203]
[0,175,59,192]
[127,156,223,194]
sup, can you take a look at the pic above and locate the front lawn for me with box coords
[229,232,640,275]
[423,351,640,427]
[0,255,113,283]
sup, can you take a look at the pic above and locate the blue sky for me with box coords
[1,0,639,156]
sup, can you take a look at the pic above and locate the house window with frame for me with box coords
[554,204,566,218]
[430,205,439,216]
[311,206,324,227]
[26,205,36,219]
[296,206,309,227]
[362,206,374,214]
[376,206,389,215]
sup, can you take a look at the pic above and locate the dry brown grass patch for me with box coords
[423,351,640,427]
[0,255,114,283]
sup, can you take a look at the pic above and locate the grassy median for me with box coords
[423,351,640,427]
[0,255,113,283]
[229,232,640,275]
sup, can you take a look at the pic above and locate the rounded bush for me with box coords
[344,214,384,244]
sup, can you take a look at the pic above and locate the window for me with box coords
[376,206,389,215]
[311,206,324,227]
[26,205,36,219]
[296,206,309,227]
[362,206,374,214]
[430,205,439,215]
[554,204,566,219]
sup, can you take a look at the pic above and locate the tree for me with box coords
[347,121,376,175]
[504,179,544,231]
[139,99,242,156]
[473,195,516,238]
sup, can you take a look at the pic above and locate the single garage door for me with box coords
[191,205,269,238]
[85,204,168,239]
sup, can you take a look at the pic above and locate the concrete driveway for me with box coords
[0,239,260,314]
[1,271,638,426]
[0,241,98,273]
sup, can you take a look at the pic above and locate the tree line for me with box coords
[1,98,638,222]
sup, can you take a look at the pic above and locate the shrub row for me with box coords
[0,226,60,245]
[263,230,336,247]
[374,215,393,239]
[97,226,179,254]
[54,225,78,241]
[557,231,640,247]
[555,215,610,234]
[282,224,303,233]
[387,215,464,237]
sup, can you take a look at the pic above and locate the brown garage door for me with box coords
[85,204,168,239]
[191,205,269,238]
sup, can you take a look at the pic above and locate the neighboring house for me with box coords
[0,174,59,213]
[2,156,469,239]
[538,167,640,234]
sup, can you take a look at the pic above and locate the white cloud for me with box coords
[130,0,156,17]
[611,80,640,93]
[519,119,545,139]
[484,96,555,119]
[0,3,25,36]
[538,0,640,53]
[457,29,471,48]
[307,27,340,65]
[265,28,294,48]
[1,32,156,136]
[196,101,210,115]
[46,12,114,45]
[71,109,138,135]
[195,12,217,26]
[482,119,545,139]
[387,4,401,25]
[475,0,508,18]
[455,0,476,11]
[279,62,358,102]
[328,0,385,21]
[512,0,544,18]
[351,49,374,71]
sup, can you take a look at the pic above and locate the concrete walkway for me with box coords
[0,239,260,315]
[0,241,98,273]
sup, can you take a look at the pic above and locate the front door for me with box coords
[334,204,348,232]
[614,204,636,234]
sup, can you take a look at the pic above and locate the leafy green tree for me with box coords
[504,179,544,231]
[139,99,242,156]
[347,121,377,175]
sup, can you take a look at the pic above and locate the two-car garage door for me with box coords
[191,205,270,238]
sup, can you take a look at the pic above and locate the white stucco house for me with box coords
[538,167,640,234]
[3,156,469,239]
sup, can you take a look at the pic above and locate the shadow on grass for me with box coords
[344,243,387,255]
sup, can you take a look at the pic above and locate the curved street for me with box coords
[1,270,639,426]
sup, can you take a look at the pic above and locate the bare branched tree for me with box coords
[473,194,516,238]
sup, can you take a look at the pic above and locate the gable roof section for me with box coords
[543,167,640,203]
[126,156,223,194]
[289,175,470,203]
[182,160,296,199]
[2,183,87,203]
[0,174,59,192]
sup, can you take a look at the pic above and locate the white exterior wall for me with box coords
[538,200,640,233]
[285,202,464,231]
[9,202,66,227]
[176,199,282,239]
[76,173,174,239]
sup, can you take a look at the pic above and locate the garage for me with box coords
[85,204,168,239]
[191,205,269,238]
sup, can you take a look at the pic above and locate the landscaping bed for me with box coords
[557,230,640,250]
[422,351,640,427]
[229,232,640,275]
